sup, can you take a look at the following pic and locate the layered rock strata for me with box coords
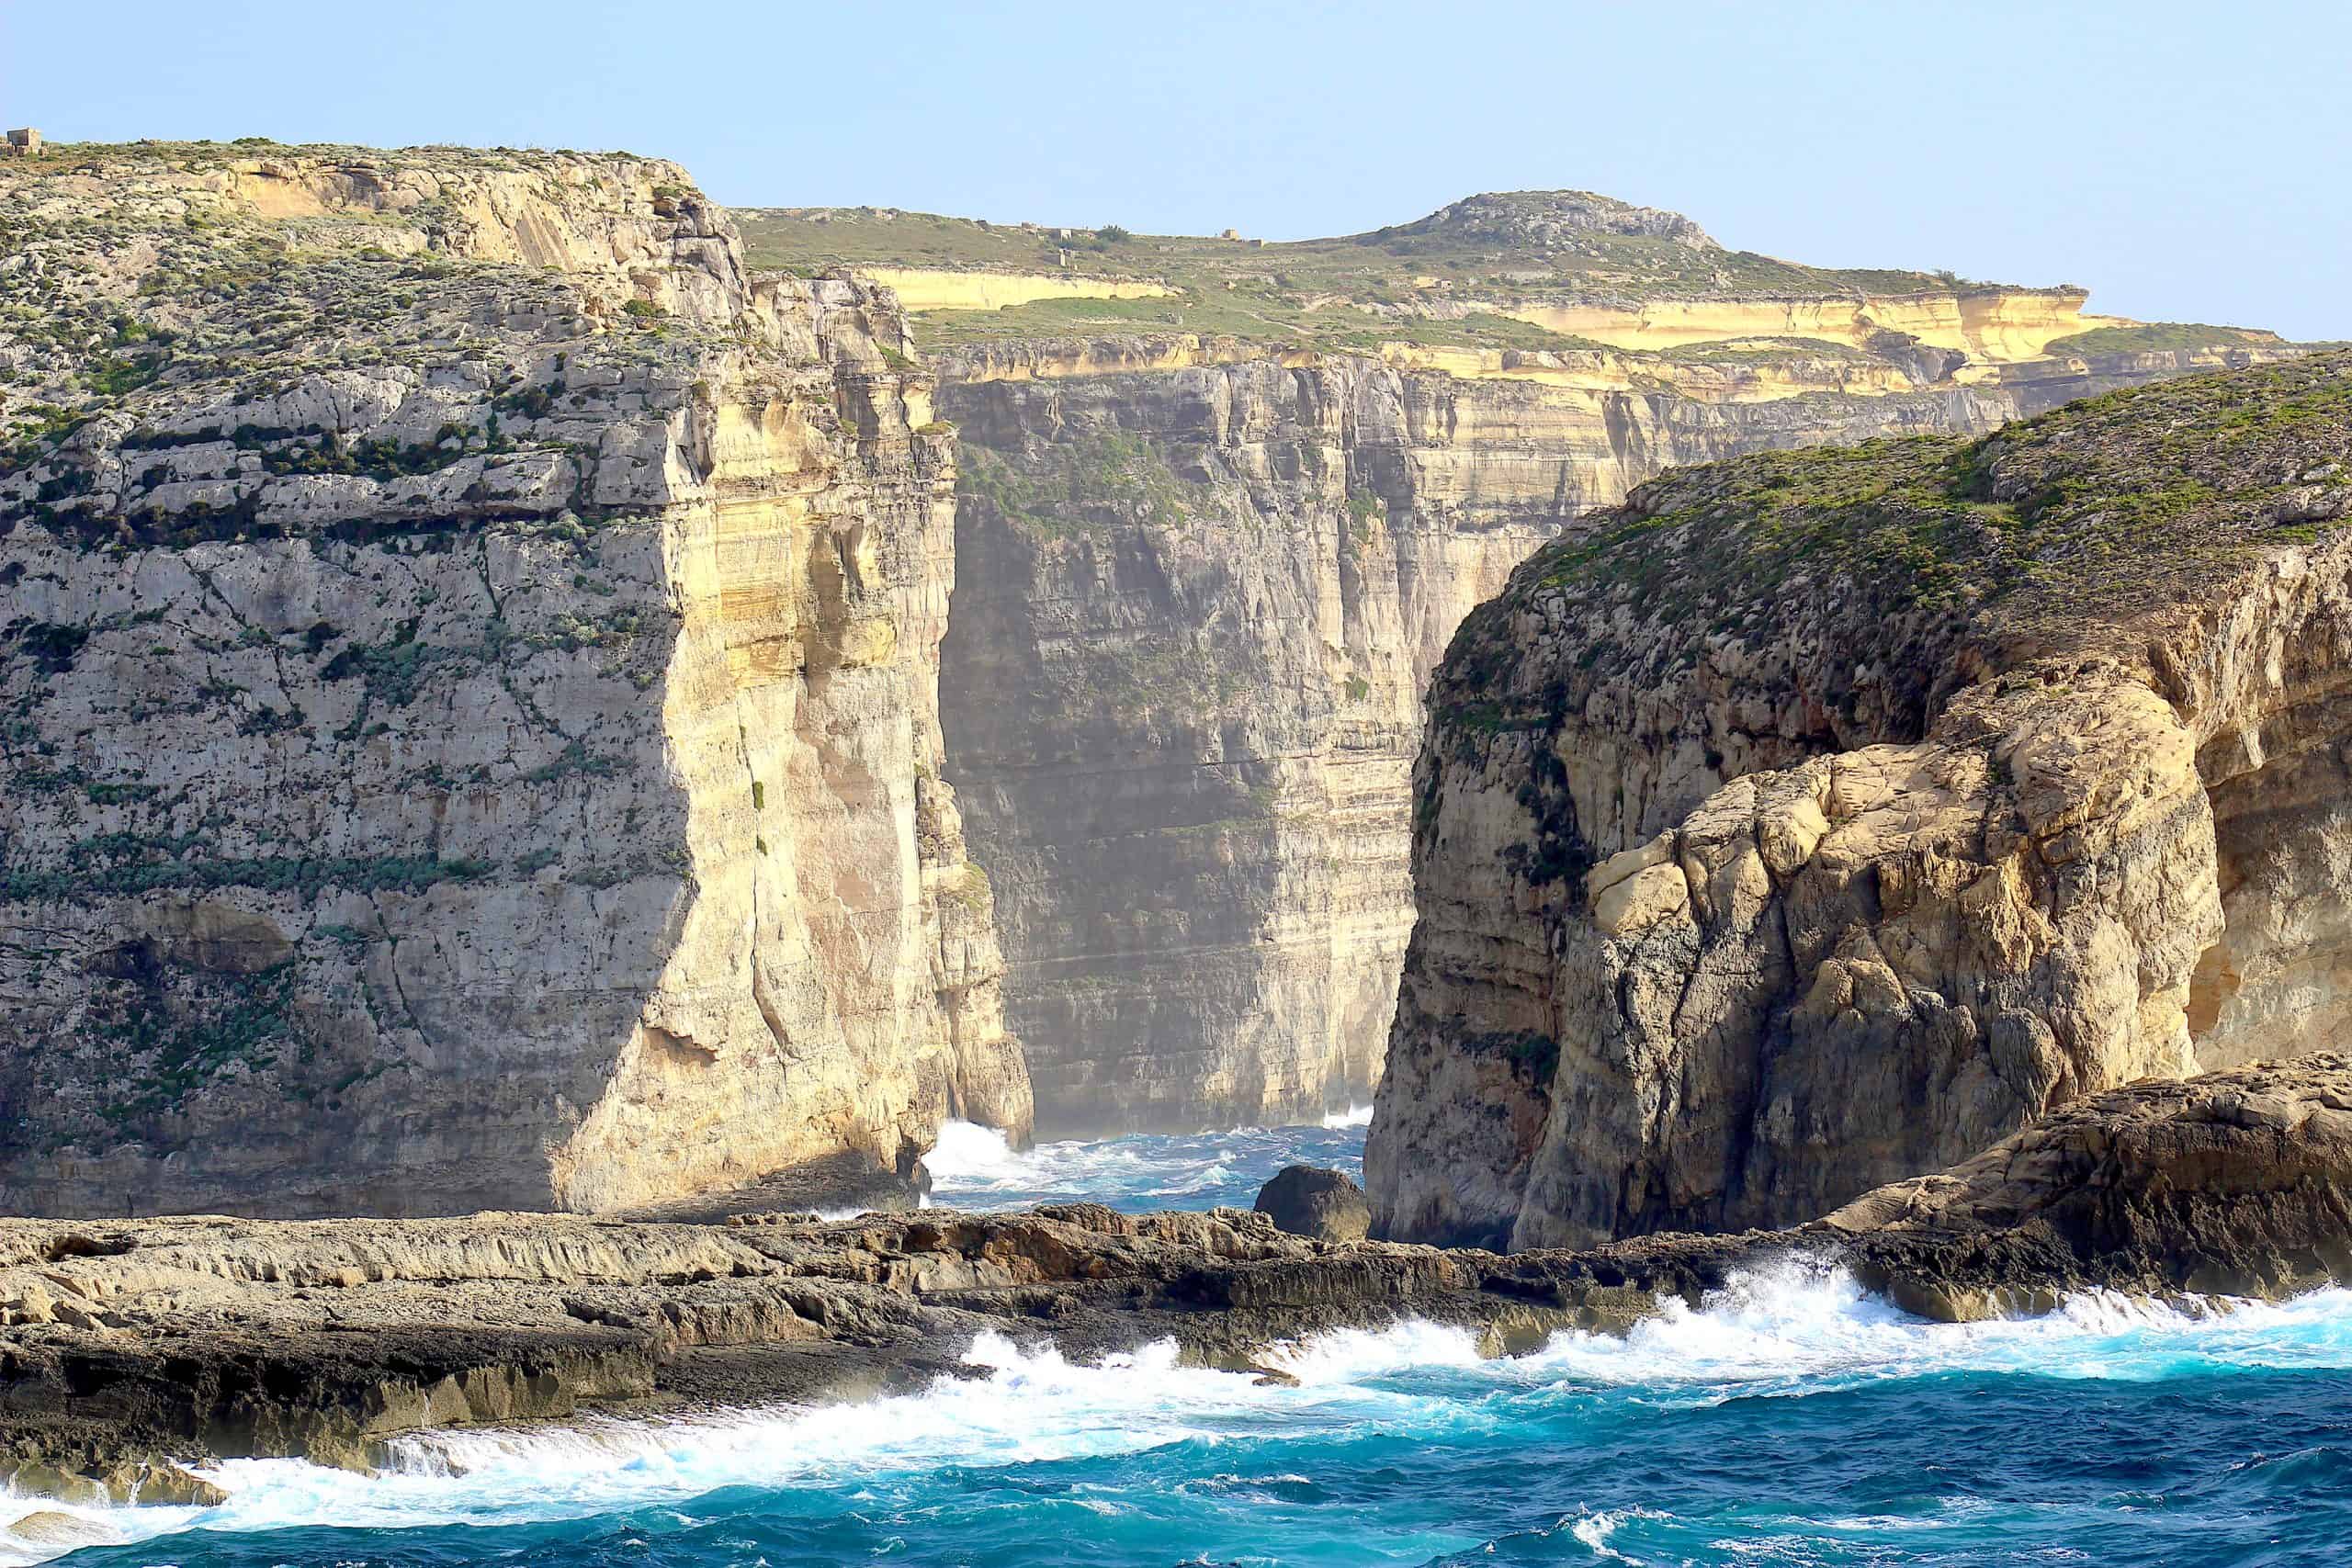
[1372,352,2352,1247]
[933,335,2294,1136]
[0,144,1026,1216]
[4,1053,2347,1507]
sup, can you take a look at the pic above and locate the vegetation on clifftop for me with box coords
[0,141,722,515]
[733,194,2304,377]
[1434,351,2352,726]
[2041,322,2290,357]
[734,193,2016,356]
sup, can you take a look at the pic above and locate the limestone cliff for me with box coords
[926,328,2300,1136]
[731,190,2303,1139]
[935,360,1551,1133]
[0,143,1026,1217]
[1371,351,2352,1248]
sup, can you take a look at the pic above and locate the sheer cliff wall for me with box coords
[0,147,1025,1216]
[928,333,2273,1136]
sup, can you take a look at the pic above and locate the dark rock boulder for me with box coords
[1254,1166,1372,1242]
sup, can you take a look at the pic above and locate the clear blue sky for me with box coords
[6,0,2345,339]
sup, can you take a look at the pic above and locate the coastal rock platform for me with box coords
[4,1055,2347,1505]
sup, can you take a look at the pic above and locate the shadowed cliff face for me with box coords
[0,146,1026,1216]
[935,361,1533,1135]
[1370,353,2352,1249]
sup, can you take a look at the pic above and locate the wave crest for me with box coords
[12,1264,2351,1564]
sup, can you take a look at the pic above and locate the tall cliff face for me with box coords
[928,330,2298,1136]
[1370,353,2352,1249]
[742,195,2305,1143]
[0,144,1026,1217]
[733,184,2299,1142]
[934,360,1556,1134]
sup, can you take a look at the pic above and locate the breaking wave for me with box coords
[922,1116,1368,1213]
[15,1261,2352,1566]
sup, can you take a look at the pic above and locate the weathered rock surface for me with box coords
[1385,188,1720,250]
[1372,352,2352,1247]
[1823,1055,2352,1317]
[1253,1165,1371,1242]
[935,351,2274,1137]
[920,268,2300,1139]
[3,1054,2347,1505]
[0,143,1026,1216]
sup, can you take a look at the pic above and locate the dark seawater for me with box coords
[16,1119,2352,1568]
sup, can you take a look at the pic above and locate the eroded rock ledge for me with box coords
[4,1055,2348,1506]
[1372,351,2352,1248]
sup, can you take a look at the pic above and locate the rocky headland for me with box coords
[0,142,1025,1217]
[6,150,2347,1516]
[1371,350,2352,1248]
[0,144,2310,1212]
[3,1052,2347,1508]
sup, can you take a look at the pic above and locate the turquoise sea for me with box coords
[12,1117,2352,1568]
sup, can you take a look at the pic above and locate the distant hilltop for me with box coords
[1372,189,1719,251]
[731,186,2300,367]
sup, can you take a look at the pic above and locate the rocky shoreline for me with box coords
[3,1055,2347,1509]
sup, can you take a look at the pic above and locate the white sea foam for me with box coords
[1501,1258,2352,1403]
[1261,1317,1487,1383]
[11,1261,2351,1565]
[924,1118,1163,1204]
[1569,1506,1662,1562]
[924,1119,1265,1208]
[0,1502,135,1568]
[922,1116,1369,1214]
[922,1116,1026,1183]
[1320,1103,1375,1128]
